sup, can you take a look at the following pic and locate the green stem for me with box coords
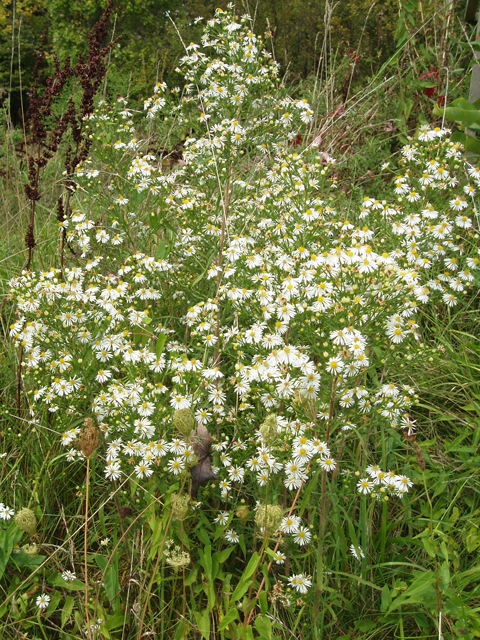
[381,501,387,563]
[399,610,405,640]
[380,421,387,563]
[360,494,367,592]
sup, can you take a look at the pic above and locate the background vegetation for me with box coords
[1,1,480,639]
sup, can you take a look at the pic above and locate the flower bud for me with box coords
[236,505,250,520]
[173,409,194,437]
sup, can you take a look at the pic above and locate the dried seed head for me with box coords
[14,507,37,535]
[269,580,291,607]
[80,418,99,458]
[259,414,278,446]
[254,503,283,535]
[118,506,134,519]
[173,408,194,437]
[170,492,190,521]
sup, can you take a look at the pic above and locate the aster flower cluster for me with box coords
[8,5,480,599]
[357,463,413,497]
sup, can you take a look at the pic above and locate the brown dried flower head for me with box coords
[80,417,99,458]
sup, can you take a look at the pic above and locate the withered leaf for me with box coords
[189,424,218,499]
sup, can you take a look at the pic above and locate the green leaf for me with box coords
[61,596,74,627]
[433,106,480,125]
[194,608,211,639]
[199,544,213,581]
[254,614,272,639]
[449,97,479,111]
[185,568,198,586]
[354,620,376,632]
[416,80,436,89]
[94,554,120,608]
[156,332,167,358]
[218,608,239,631]
[155,240,166,259]
[105,614,127,631]
[422,537,436,558]
[388,571,436,612]
[44,591,61,617]
[465,136,480,156]
[439,561,450,590]
[230,578,253,603]
[190,249,217,287]
[259,591,268,615]
[197,527,211,547]
[238,534,247,556]
[242,552,260,581]
[229,552,261,602]
[216,546,234,564]
[0,601,8,619]
[413,612,430,629]
[0,523,23,578]
[173,619,187,640]
[381,585,391,612]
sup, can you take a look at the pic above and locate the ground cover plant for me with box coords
[1,3,480,640]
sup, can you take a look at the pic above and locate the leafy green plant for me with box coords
[433,97,480,156]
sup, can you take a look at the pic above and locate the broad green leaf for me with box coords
[0,523,23,578]
[422,537,435,558]
[218,608,239,631]
[94,554,120,608]
[439,561,450,590]
[254,614,272,639]
[199,544,213,580]
[354,620,376,632]
[197,527,211,547]
[433,106,480,125]
[194,608,211,639]
[388,571,436,612]
[216,546,234,564]
[381,585,391,612]
[242,552,260,581]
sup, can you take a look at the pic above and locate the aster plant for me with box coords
[7,4,480,636]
